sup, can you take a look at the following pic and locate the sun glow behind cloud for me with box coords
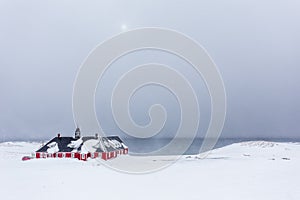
[121,24,128,31]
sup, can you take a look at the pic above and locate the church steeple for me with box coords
[75,128,81,139]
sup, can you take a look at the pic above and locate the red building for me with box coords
[22,128,128,161]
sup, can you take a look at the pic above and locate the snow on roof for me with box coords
[36,135,127,153]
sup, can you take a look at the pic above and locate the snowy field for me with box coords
[1,141,300,200]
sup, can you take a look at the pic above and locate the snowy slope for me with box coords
[0,141,299,200]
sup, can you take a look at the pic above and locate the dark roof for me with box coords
[36,137,76,152]
[36,135,127,153]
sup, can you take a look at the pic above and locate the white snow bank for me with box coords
[0,141,299,200]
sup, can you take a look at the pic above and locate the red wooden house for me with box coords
[22,128,128,161]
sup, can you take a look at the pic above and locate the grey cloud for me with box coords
[0,0,299,140]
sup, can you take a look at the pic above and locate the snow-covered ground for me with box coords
[0,141,299,200]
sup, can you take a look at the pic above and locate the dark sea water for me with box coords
[1,137,298,156]
[122,138,299,155]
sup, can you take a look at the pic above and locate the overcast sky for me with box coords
[0,0,299,140]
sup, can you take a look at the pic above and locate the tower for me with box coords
[75,128,81,139]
